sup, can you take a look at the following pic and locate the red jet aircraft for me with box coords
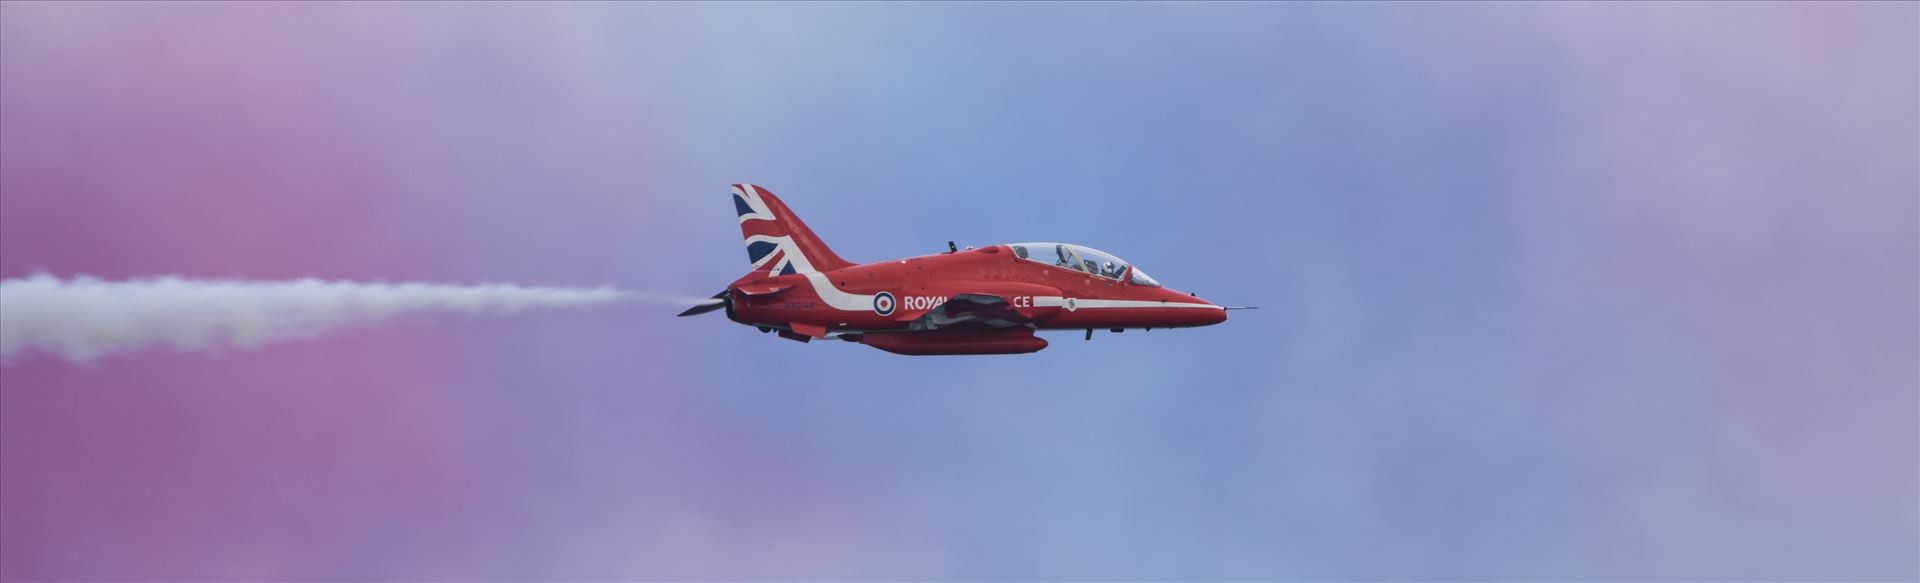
[678,184,1250,355]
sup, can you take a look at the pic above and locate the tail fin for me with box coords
[731,184,853,276]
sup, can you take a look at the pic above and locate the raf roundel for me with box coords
[872,291,896,316]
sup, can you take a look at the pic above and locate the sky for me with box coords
[1,1,1915,580]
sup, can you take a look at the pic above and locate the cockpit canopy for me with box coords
[1006,242,1160,287]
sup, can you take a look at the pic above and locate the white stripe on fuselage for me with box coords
[746,249,1209,315]
[1032,296,1221,310]
[802,272,875,311]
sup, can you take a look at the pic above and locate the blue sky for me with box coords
[2,2,1914,580]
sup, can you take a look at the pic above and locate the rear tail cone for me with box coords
[676,291,729,317]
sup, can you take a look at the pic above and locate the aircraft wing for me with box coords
[906,292,1053,331]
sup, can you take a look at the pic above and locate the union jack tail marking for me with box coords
[732,184,853,276]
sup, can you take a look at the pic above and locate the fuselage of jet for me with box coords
[680,184,1237,355]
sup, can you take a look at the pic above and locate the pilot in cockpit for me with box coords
[1102,261,1120,279]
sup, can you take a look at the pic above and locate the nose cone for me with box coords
[1198,300,1228,326]
[1163,288,1228,327]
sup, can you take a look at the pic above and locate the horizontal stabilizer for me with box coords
[734,281,795,296]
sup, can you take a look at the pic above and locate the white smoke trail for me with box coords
[614,291,724,306]
[0,274,629,363]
